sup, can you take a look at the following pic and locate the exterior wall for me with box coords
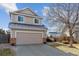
[10,29,16,44]
[9,24,46,31]
[10,13,41,25]
[16,9,35,16]
[43,31,47,43]
[10,30,16,38]
[10,14,17,22]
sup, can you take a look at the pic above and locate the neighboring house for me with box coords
[48,32,62,37]
[9,8,47,45]
[73,24,79,42]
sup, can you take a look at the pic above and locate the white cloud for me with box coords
[0,3,18,14]
[42,6,50,16]
[35,10,38,13]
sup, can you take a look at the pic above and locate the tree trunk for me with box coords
[69,29,73,47]
[69,35,73,47]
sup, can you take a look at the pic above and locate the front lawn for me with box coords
[50,42,79,56]
[0,48,15,56]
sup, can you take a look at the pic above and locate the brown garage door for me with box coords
[16,32,43,45]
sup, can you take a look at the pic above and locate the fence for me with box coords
[0,34,10,43]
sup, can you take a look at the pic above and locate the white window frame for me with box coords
[33,18,39,24]
[18,15,24,23]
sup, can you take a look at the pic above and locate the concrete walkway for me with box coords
[16,44,74,56]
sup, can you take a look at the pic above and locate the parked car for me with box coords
[45,35,55,42]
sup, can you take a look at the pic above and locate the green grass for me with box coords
[0,48,15,56]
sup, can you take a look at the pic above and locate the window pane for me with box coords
[18,16,23,22]
[35,19,39,23]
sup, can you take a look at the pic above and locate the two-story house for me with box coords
[9,8,47,45]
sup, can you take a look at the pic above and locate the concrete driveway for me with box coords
[16,44,74,56]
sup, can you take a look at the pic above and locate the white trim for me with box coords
[10,29,12,38]
[17,15,24,23]
[10,30,16,38]
[33,18,41,25]
[15,30,44,38]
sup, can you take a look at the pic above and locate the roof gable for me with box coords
[13,8,38,16]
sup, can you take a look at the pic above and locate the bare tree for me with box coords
[48,3,79,47]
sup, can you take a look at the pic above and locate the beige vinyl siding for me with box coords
[25,16,34,24]
[11,14,41,25]
[11,14,17,22]
[17,9,35,16]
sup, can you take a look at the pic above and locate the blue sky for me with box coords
[0,3,49,30]
[17,3,49,16]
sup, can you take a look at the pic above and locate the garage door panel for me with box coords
[16,32,43,44]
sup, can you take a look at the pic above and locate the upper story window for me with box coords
[18,16,24,22]
[34,19,39,24]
